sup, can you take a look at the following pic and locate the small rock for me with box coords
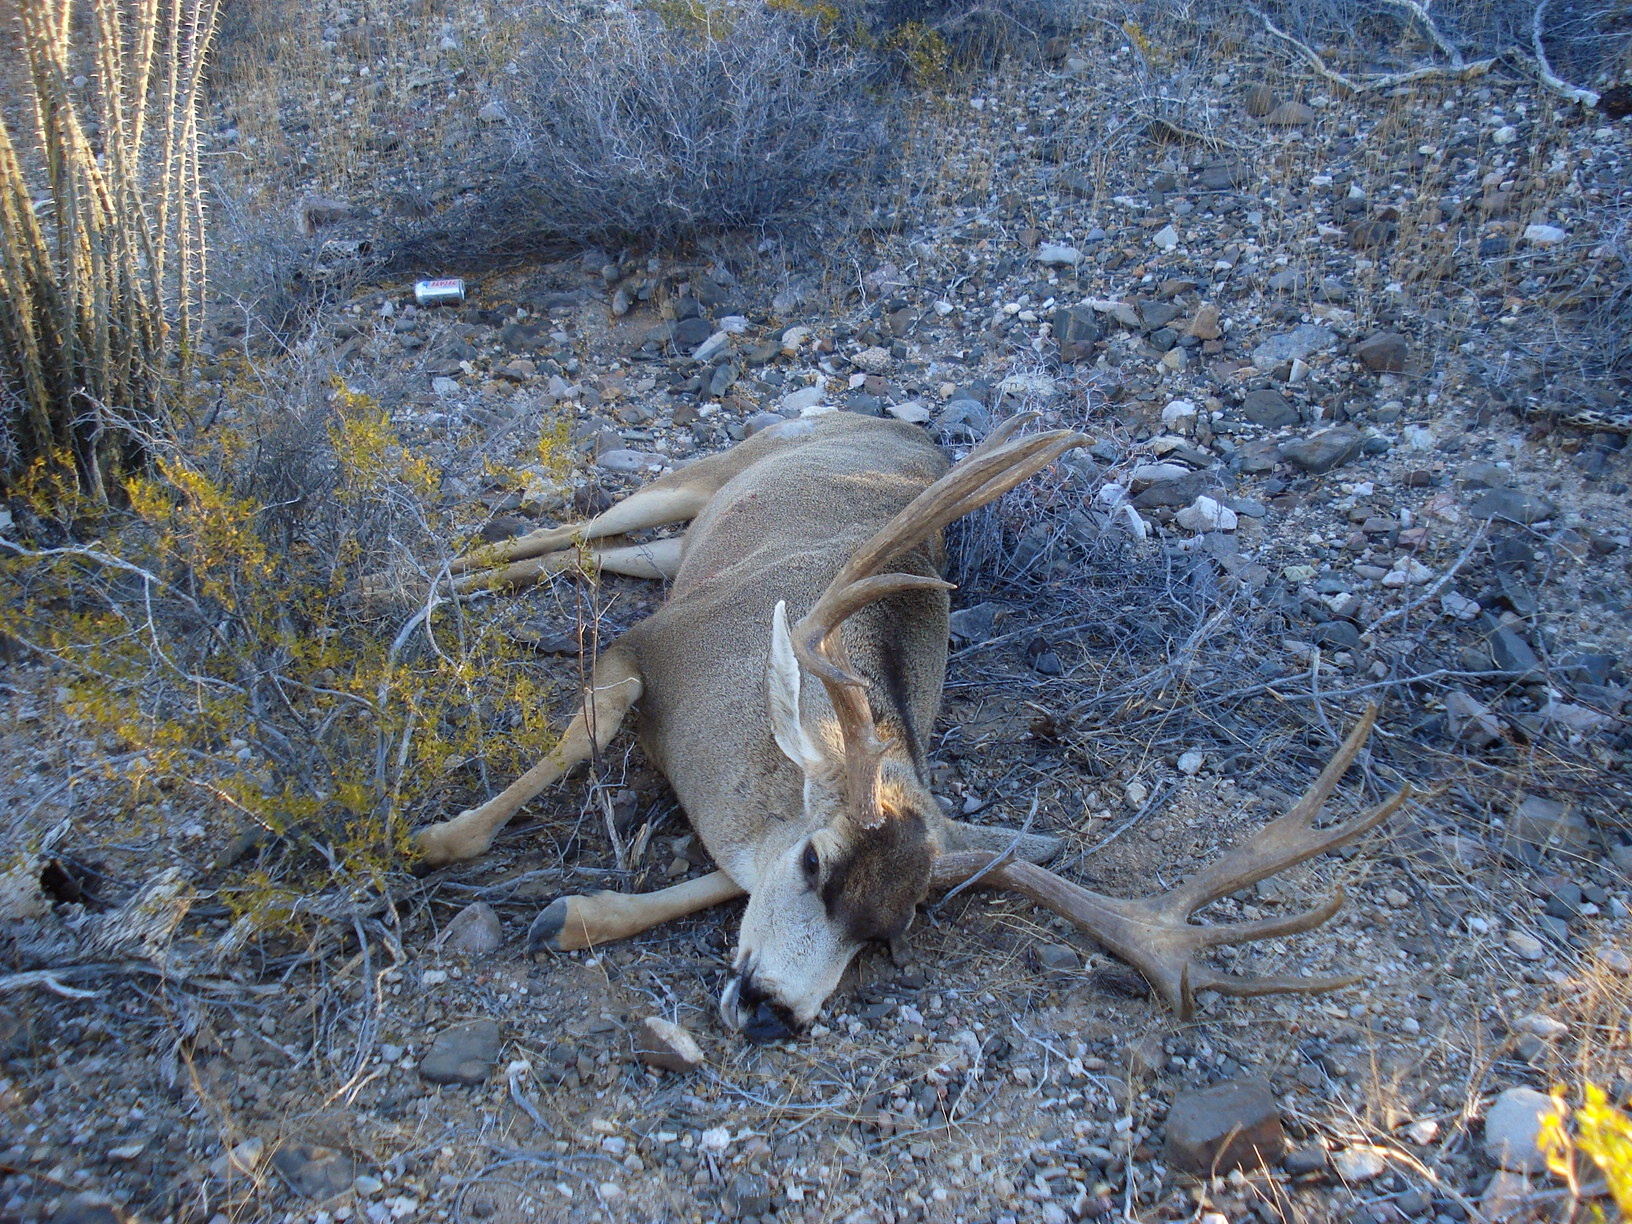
[420,1019,502,1086]
[1243,85,1278,117]
[1279,427,1363,474]
[1052,305,1102,361]
[47,1196,123,1224]
[1161,398,1198,431]
[1331,1145,1388,1181]
[1469,488,1557,524]
[1176,750,1204,776]
[596,449,665,475]
[1356,332,1409,373]
[949,602,1004,644]
[1036,243,1082,267]
[1505,931,1546,961]
[1239,388,1299,427]
[1175,495,1238,533]
[1263,100,1316,125]
[672,316,713,348]
[781,385,825,414]
[1252,324,1337,370]
[1445,690,1506,747]
[431,376,461,398]
[1165,1077,1285,1175]
[434,902,502,956]
[1481,1169,1532,1220]
[885,400,931,424]
[271,1143,362,1200]
[1282,1146,1327,1175]
[1152,224,1180,250]
[1036,943,1081,973]
[1514,1014,1568,1041]
[850,345,892,374]
[635,1017,705,1074]
[1483,1087,1555,1173]
[1123,780,1149,808]
[1509,795,1592,857]
[725,1172,773,1218]
[1188,304,1221,340]
[1523,224,1567,245]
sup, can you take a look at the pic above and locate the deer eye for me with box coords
[800,842,821,885]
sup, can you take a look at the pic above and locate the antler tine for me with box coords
[931,705,1408,1020]
[1160,703,1388,916]
[789,425,1086,820]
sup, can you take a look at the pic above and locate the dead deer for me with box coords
[412,411,1405,1041]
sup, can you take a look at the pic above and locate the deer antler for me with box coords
[790,418,1088,823]
[932,705,1407,1019]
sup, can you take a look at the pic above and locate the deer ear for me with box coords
[768,600,824,773]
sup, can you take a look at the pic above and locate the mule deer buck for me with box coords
[412,412,1404,1041]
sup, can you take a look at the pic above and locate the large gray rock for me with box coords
[1469,488,1557,524]
[1239,388,1300,427]
[1279,427,1363,474]
[434,902,503,956]
[420,1020,502,1086]
[1483,1087,1554,1172]
[1252,324,1336,370]
[1165,1077,1285,1175]
[1356,332,1409,373]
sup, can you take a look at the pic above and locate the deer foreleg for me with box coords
[414,647,643,866]
[527,870,747,953]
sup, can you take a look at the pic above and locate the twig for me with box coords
[506,1060,555,1132]
[930,795,1038,911]
[1528,0,1601,107]
[0,969,102,998]
[1250,8,1496,94]
[1366,521,1489,635]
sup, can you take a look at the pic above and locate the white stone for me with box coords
[1492,124,1518,145]
[1128,462,1190,490]
[1602,947,1632,974]
[1524,224,1567,245]
[1161,399,1198,429]
[1176,751,1204,776]
[718,315,750,333]
[1506,931,1546,961]
[781,385,825,414]
[1483,1087,1556,1173]
[1152,224,1180,250]
[1123,780,1149,808]
[1332,1145,1387,1181]
[1175,495,1237,533]
[885,400,931,424]
[431,376,461,398]
[1514,1013,1568,1040]
[1036,243,1082,267]
[1404,1119,1440,1145]
[779,326,812,352]
[1442,592,1481,620]
[698,1126,732,1153]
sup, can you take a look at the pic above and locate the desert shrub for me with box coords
[0,360,573,922]
[498,3,888,247]
[0,0,219,500]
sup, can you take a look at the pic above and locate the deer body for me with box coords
[412,411,1403,1042]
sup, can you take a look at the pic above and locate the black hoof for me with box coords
[526,899,570,955]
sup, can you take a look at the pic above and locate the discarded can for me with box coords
[413,277,466,307]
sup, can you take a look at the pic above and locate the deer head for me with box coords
[717,425,1089,1041]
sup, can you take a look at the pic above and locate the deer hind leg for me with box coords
[454,535,685,594]
[528,869,746,953]
[414,646,643,867]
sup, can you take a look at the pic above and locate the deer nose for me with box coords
[722,969,797,1043]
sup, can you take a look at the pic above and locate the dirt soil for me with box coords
[3,5,1632,1224]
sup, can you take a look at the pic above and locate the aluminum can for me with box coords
[413,277,466,306]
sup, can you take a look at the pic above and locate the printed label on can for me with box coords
[414,278,466,306]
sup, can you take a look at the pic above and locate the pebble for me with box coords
[1036,243,1082,266]
[1251,323,1336,369]
[1513,1013,1567,1040]
[1165,1077,1285,1174]
[1523,224,1567,245]
[1483,1087,1555,1173]
[635,1017,706,1073]
[1355,331,1409,372]
[419,1019,502,1086]
[1239,388,1299,427]
[1331,1145,1388,1181]
[433,902,503,956]
[1505,931,1546,961]
[1176,750,1204,776]
[1035,943,1081,973]
[1175,495,1238,533]
[781,385,825,414]
[1468,487,1557,524]
[1279,426,1363,474]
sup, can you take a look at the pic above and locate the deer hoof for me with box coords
[527,899,572,954]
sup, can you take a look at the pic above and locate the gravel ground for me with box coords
[4,6,1631,1224]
